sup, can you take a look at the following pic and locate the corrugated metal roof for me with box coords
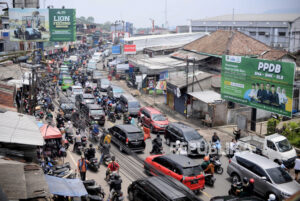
[188,90,221,103]
[171,49,209,61]
[193,13,300,22]
[167,71,212,88]
[0,111,44,146]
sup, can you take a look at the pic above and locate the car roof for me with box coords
[265,133,286,142]
[234,151,279,169]
[144,107,161,114]
[210,195,264,201]
[72,85,82,89]
[116,124,142,133]
[82,93,94,98]
[121,94,137,101]
[161,154,198,168]
[87,104,102,110]
[170,122,196,133]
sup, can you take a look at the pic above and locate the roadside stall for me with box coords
[115,64,129,80]
[40,124,63,158]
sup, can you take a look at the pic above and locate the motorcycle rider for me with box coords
[106,156,120,181]
[56,113,64,128]
[212,132,220,143]
[150,134,162,154]
[85,144,96,160]
[201,156,215,175]
[92,122,100,135]
[107,173,122,201]
[73,132,82,152]
[100,141,111,165]
[240,177,255,197]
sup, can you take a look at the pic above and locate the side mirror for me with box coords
[261,176,267,181]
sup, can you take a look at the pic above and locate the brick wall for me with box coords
[0,83,15,108]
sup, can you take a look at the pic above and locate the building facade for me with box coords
[189,14,300,52]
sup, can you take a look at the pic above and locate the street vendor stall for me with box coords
[40,124,63,158]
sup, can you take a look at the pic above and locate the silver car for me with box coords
[227,151,300,200]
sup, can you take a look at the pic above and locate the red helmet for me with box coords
[204,156,209,161]
[128,117,132,120]
[109,103,112,106]
[249,178,255,184]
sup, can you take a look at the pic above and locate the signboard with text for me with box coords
[112,45,121,54]
[124,44,136,54]
[221,55,295,117]
[49,9,76,41]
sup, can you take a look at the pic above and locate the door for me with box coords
[167,93,174,109]
[143,110,151,127]
[251,164,269,196]
[265,140,278,161]
[168,126,178,143]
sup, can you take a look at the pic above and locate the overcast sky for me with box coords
[6,0,300,28]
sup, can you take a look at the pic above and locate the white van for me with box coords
[92,52,102,63]
[87,60,97,75]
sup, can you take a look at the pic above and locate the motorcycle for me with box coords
[102,153,112,166]
[210,156,223,174]
[65,131,74,144]
[83,179,105,199]
[81,135,88,147]
[228,181,244,196]
[108,112,116,123]
[74,143,84,155]
[111,190,124,201]
[84,150,99,172]
[204,173,216,187]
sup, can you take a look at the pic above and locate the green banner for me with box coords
[49,9,76,41]
[221,55,295,117]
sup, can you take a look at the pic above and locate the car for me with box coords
[81,104,105,126]
[210,195,264,201]
[92,70,102,83]
[87,60,97,75]
[128,176,201,201]
[164,122,208,156]
[107,85,124,99]
[97,78,111,92]
[138,107,169,133]
[14,27,41,40]
[58,73,71,86]
[60,102,75,121]
[119,94,140,116]
[227,151,300,201]
[75,93,95,109]
[61,77,74,91]
[144,154,205,192]
[66,85,83,97]
[108,124,146,153]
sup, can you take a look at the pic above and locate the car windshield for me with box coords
[73,88,83,93]
[127,132,143,139]
[266,167,293,184]
[152,114,166,121]
[64,79,73,84]
[94,72,101,76]
[128,102,140,108]
[85,98,95,103]
[184,130,202,141]
[90,109,104,115]
[102,79,110,85]
[182,165,202,177]
[276,139,293,152]
[113,88,123,93]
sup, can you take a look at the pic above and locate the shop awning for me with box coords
[40,124,62,139]
[188,90,222,103]
[45,175,88,197]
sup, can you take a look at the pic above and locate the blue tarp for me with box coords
[45,175,88,197]
[37,122,44,128]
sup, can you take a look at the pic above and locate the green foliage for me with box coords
[267,118,280,135]
[279,121,300,148]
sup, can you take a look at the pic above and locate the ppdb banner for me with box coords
[221,55,295,117]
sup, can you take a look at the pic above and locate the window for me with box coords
[258,32,265,36]
[278,32,286,37]
[249,32,256,36]
[267,140,277,151]
[236,156,255,171]
[266,167,293,184]
[251,165,266,177]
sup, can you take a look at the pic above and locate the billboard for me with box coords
[124,44,136,55]
[112,45,121,54]
[49,9,76,41]
[9,8,50,41]
[221,55,295,117]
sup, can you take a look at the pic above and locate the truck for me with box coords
[236,133,297,169]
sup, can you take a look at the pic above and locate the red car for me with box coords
[144,154,205,193]
[138,107,169,133]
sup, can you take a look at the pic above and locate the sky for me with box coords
[4,0,300,28]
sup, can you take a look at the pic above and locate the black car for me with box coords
[75,93,95,109]
[108,125,145,153]
[210,196,264,201]
[81,104,105,126]
[164,122,208,156]
[128,176,201,201]
[60,103,75,120]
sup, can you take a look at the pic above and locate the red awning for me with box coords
[40,124,62,139]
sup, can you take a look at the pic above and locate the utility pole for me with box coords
[192,59,195,93]
[164,0,168,29]
[185,57,189,119]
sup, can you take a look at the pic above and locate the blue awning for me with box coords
[45,175,88,197]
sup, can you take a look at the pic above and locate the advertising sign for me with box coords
[221,55,295,117]
[112,45,121,54]
[49,9,76,41]
[9,8,50,41]
[124,44,136,55]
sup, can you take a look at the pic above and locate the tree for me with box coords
[87,16,94,23]
[79,16,85,21]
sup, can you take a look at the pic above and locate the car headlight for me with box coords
[154,123,162,127]
[281,191,291,198]
[189,142,197,150]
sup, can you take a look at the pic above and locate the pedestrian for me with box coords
[212,132,220,143]
[294,155,300,181]
[77,155,89,181]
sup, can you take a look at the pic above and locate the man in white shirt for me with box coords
[294,155,300,181]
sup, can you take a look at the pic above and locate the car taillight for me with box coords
[126,138,129,144]
[144,136,146,141]
[229,159,231,163]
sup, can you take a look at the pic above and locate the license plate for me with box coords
[191,180,198,184]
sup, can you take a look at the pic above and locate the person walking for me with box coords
[294,155,300,181]
[77,155,89,181]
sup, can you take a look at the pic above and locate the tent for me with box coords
[40,124,62,139]
[45,175,88,197]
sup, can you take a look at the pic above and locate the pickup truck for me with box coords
[236,133,296,169]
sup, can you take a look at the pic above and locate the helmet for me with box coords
[176,140,181,146]
[204,156,209,161]
[268,194,276,201]
[243,177,249,184]
[89,144,93,148]
[109,103,112,106]
[128,117,132,120]
[249,178,254,184]
[111,156,115,161]
[68,121,71,124]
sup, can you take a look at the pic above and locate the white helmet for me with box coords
[268,194,276,201]
[176,140,181,146]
